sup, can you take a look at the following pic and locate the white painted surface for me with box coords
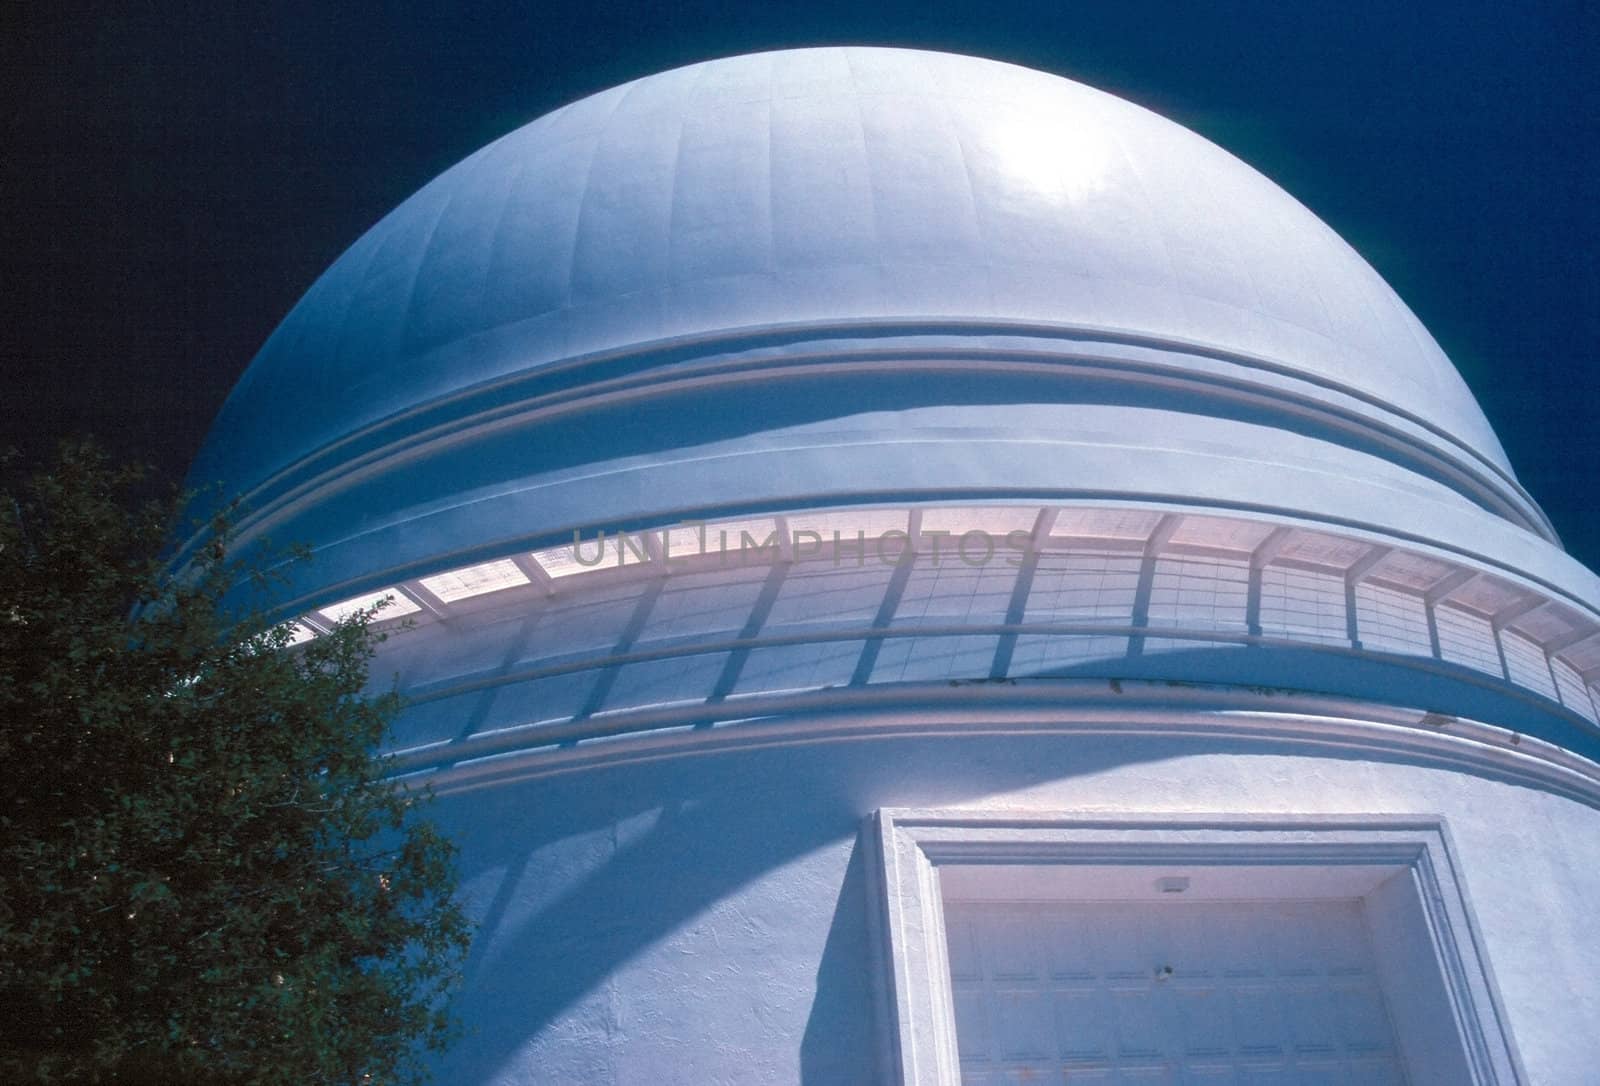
[875,813,1510,1085]
[193,48,1508,493]
[176,43,1600,1086]
[183,50,1591,625]
[943,899,1407,1084]
[417,729,1600,1084]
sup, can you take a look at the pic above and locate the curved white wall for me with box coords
[423,724,1600,1084]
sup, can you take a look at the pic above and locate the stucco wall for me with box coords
[421,728,1600,1084]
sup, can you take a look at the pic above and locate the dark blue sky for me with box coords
[5,3,1596,563]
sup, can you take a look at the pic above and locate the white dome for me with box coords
[187,54,1600,1084]
[199,47,1514,497]
[187,46,1596,627]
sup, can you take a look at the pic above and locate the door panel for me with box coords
[944,899,1408,1085]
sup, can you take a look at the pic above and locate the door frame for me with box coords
[865,810,1524,1085]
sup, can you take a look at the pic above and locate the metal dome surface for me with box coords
[194,46,1512,498]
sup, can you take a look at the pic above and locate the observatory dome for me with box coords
[206,46,1504,479]
[200,48,1513,489]
[191,48,1600,1084]
[190,46,1592,652]
[181,44,1600,697]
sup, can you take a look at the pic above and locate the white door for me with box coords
[943,899,1409,1085]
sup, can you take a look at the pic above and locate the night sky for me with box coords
[5,4,1596,563]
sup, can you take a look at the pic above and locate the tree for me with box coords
[0,442,471,1084]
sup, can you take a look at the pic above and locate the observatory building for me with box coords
[191,47,1600,1083]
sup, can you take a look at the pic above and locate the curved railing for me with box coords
[283,504,1600,780]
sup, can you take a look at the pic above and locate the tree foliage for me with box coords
[0,442,470,1084]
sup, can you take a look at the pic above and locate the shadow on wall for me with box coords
[429,735,943,1084]
[416,696,1554,1085]
[798,841,875,1085]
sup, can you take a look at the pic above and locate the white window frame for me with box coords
[866,810,1524,1085]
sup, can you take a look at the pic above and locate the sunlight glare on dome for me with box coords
[984,107,1117,204]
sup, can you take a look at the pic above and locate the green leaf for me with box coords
[0,441,471,1085]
